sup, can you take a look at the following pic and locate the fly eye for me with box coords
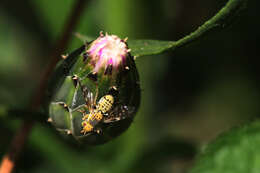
[92,105,97,109]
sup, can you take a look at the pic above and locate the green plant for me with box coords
[1,0,256,173]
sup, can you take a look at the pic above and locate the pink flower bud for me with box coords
[87,33,130,73]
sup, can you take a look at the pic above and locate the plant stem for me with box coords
[173,0,247,49]
[127,0,247,58]
[0,1,89,173]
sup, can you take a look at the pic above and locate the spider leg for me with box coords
[72,75,92,111]
[82,113,90,120]
[103,105,135,123]
[103,117,122,123]
[86,71,99,106]
[94,83,99,106]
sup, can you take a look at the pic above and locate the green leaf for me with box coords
[190,121,260,173]
[45,45,85,105]
[127,40,175,58]
[76,0,246,58]
[130,0,247,58]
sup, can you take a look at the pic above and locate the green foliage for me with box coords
[47,38,141,144]
[75,0,247,58]
[129,0,247,58]
[0,0,253,172]
[190,121,260,173]
[128,40,175,58]
[46,45,85,103]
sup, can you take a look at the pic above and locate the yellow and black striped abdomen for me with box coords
[97,95,114,114]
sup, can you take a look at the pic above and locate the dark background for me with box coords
[0,0,258,173]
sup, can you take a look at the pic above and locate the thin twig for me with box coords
[31,0,88,108]
[0,1,89,173]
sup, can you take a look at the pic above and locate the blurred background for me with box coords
[0,0,259,172]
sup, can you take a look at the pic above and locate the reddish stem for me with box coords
[0,0,89,172]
